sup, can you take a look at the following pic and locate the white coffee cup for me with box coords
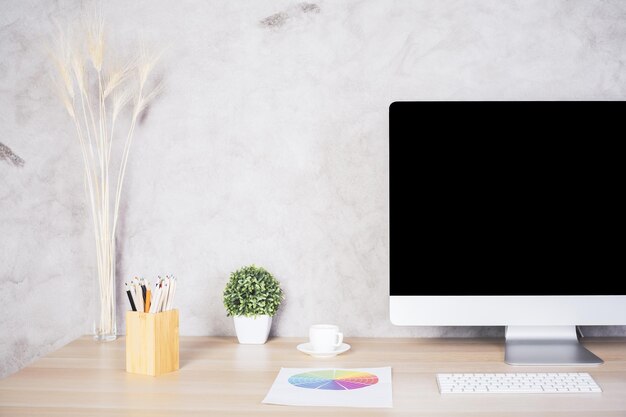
[309,324,343,352]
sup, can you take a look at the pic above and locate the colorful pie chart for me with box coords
[288,370,379,390]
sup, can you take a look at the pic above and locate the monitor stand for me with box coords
[504,326,603,366]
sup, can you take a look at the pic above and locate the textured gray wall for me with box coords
[2,0,626,378]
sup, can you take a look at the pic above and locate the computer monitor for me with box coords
[389,101,626,365]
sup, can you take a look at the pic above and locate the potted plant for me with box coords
[223,265,284,344]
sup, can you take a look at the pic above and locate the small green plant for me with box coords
[223,265,284,317]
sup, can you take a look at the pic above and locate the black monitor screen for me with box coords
[390,101,623,295]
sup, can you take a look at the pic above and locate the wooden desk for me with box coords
[1,337,625,416]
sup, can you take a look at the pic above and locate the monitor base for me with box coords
[504,326,603,366]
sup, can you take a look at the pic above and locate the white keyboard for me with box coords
[437,373,602,394]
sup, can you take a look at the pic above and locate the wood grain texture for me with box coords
[126,310,179,376]
[1,337,626,416]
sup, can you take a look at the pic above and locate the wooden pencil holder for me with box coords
[126,309,179,376]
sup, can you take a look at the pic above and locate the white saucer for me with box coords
[297,343,351,358]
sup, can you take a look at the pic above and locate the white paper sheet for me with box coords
[262,367,393,408]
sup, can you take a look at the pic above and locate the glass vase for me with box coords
[93,253,117,342]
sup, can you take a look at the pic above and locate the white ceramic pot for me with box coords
[233,315,272,344]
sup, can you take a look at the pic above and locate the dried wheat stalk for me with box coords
[51,15,161,339]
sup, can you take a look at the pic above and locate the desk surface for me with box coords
[1,336,626,416]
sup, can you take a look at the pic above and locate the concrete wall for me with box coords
[2,0,626,378]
